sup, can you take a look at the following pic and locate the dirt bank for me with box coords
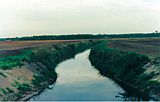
[89,42,160,100]
[0,41,98,101]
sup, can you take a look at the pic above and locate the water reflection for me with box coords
[31,50,126,101]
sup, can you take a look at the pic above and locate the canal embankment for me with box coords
[89,42,160,100]
[0,41,99,101]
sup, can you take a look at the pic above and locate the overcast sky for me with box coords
[0,0,160,37]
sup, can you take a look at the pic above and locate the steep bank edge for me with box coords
[19,41,100,101]
[0,41,100,101]
[89,42,160,100]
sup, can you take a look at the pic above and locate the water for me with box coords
[30,50,126,101]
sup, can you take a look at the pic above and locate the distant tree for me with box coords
[155,31,158,34]
[4,33,160,41]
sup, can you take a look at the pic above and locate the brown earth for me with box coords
[0,40,80,57]
[1,38,159,57]
[0,62,47,100]
[107,38,160,57]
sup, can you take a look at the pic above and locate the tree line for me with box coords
[1,33,160,41]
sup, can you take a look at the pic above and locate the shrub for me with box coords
[6,87,14,93]
[17,83,31,94]
[0,49,32,70]
[0,88,7,94]
[0,72,7,78]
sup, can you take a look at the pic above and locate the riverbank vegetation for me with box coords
[0,41,99,100]
[29,42,94,88]
[89,42,160,100]
[0,50,32,70]
[0,38,159,100]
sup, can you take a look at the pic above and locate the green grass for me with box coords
[0,50,32,70]
[30,41,97,87]
[12,81,31,94]
[0,88,7,94]
[89,42,160,100]
[6,87,14,93]
[90,41,150,79]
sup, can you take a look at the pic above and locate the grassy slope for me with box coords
[89,42,160,100]
[0,41,98,101]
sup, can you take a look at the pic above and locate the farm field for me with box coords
[1,38,160,57]
[107,38,160,57]
[0,40,80,57]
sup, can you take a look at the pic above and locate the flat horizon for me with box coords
[0,32,155,38]
[0,0,160,38]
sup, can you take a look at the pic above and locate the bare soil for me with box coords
[107,38,160,57]
[0,40,80,57]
